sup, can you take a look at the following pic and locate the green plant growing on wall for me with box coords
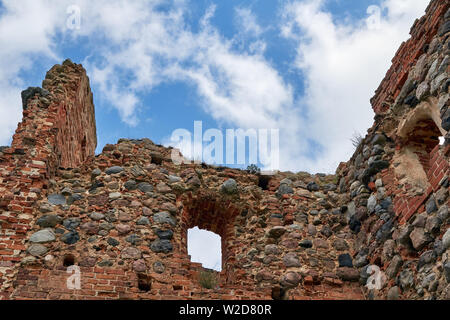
[198,270,218,289]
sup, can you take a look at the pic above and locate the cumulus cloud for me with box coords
[0,0,66,145]
[83,2,297,134]
[280,0,429,172]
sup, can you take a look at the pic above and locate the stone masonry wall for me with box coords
[337,0,450,300]
[0,0,449,300]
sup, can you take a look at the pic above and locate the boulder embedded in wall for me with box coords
[443,228,450,250]
[29,229,56,243]
[409,228,432,251]
[221,179,238,195]
[337,267,359,282]
[280,272,301,288]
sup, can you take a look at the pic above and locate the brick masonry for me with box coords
[0,0,449,300]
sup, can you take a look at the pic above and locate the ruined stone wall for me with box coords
[0,0,449,300]
[1,140,364,300]
[336,0,450,299]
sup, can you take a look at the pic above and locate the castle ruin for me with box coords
[0,0,449,300]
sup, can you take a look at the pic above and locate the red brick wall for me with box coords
[0,60,97,298]
[371,0,449,114]
[386,144,449,224]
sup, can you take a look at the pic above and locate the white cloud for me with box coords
[82,2,296,132]
[0,0,431,174]
[280,0,430,172]
[0,0,67,145]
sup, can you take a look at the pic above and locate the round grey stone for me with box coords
[338,254,353,267]
[153,212,176,226]
[283,253,301,267]
[150,239,173,253]
[307,182,319,192]
[156,229,174,240]
[48,194,66,206]
[61,231,80,245]
[221,179,238,195]
[63,218,81,230]
[106,166,124,175]
[37,215,62,228]
[30,229,56,243]
[299,240,313,248]
[107,238,120,247]
[277,184,294,197]
[124,180,137,190]
[136,217,150,225]
[126,234,142,245]
[168,175,181,183]
[367,194,377,214]
[333,239,349,251]
[91,168,102,177]
[443,228,450,250]
[153,261,165,273]
[137,182,153,193]
[109,192,121,200]
[99,222,114,231]
[90,212,105,221]
[27,244,48,256]
[121,247,142,259]
[264,244,279,255]
[425,196,438,214]
[280,178,292,186]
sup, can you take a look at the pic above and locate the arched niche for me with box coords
[394,98,447,194]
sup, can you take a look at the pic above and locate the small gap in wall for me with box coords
[137,273,152,292]
[63,254,75,267]
[258,175,270,190]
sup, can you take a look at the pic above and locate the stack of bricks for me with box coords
[0,60,97,298]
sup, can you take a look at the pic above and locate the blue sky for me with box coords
[0,0,430,174]
[0,0,430,270]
